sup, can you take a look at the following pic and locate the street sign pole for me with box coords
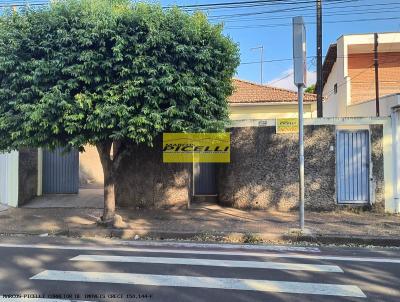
[293,17,306,231]
[298,84,305,230]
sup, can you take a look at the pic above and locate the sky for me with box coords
[159,0,400,90]
[2,0,400,91]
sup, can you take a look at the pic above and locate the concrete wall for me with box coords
[217,124,385,211]
[346,94,400,118]
[230,103,317,120]
[18,149,38,205]
[115,137,192,208]
[79,145,104,188]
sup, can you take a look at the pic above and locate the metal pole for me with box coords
[374,33,380,117]
[316,0,323,117]
[298,84,305,230]
[251,46,264,84]
[261,46,264,85]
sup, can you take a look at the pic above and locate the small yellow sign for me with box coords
[163,133,230,163]
[276,118,299,133]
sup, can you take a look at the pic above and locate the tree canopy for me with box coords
[0,0,240,152]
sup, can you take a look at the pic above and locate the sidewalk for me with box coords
[0,202,399,246]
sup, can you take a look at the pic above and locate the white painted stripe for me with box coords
[0,299,95,302]
[1,243,400,263]
[71,255,343,272]
[31,270,366,298]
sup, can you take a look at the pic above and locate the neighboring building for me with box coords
[229,79,317,120]
[321,32,400,214]
[322,32,400,117]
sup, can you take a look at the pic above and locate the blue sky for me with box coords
[160,0,400,90]
[3,0,400,90]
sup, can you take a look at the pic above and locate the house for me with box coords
[229,79,317,120]
[322,32,400,118]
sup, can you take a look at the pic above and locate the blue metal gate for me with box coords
[336,130,370,204]
[43,148,79,194]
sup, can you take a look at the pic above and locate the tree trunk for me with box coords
[96,141,116,223]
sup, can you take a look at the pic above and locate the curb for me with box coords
[62,228,400,247]
[2,228,400,247]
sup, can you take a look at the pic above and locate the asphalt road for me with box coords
[0,236,399,302]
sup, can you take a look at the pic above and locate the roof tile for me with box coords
[229,78,316,103]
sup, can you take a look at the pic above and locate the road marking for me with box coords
[71,255,343,272]
[31,270,366,298]
[1,243,400,263]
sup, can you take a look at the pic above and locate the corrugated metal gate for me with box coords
[336,130,370,204]
[194,163,217,195]
[43,148,79,194]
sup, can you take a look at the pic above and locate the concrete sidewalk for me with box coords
[0,203,399,246]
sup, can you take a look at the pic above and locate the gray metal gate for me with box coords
[43,148,79,194]
[336,130,370,204]
[194,163,217,195]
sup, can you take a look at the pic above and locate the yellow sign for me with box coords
[276,118,299,133]
[163,133,230,163]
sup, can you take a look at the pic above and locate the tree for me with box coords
[305,84,316,93]
[0,0,239,223]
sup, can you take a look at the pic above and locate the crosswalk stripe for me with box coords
[1,243,399,263]
[31,270,366,298]
[71,255,343,272]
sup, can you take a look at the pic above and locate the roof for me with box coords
[321,44,337,90]
[229,79,317,104]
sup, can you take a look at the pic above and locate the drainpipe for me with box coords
[391,107,400,213]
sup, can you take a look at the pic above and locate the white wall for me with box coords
[323,62,339,117]
[0,151,19,207]
[347,94,400,117]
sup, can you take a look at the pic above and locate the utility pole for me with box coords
[374,33,380,117]
[316,0,323,117]
[251,46,264,84]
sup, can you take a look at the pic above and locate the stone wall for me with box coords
[217,125,384,211]
[371,125,384,211]
[115,137,192,208]
[18,148,38,205]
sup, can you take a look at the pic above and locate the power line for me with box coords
[213,7,400,23]
[226,16,400,29]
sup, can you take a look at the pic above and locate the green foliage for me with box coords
[0,0,239,151]
[305,84,316,93]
